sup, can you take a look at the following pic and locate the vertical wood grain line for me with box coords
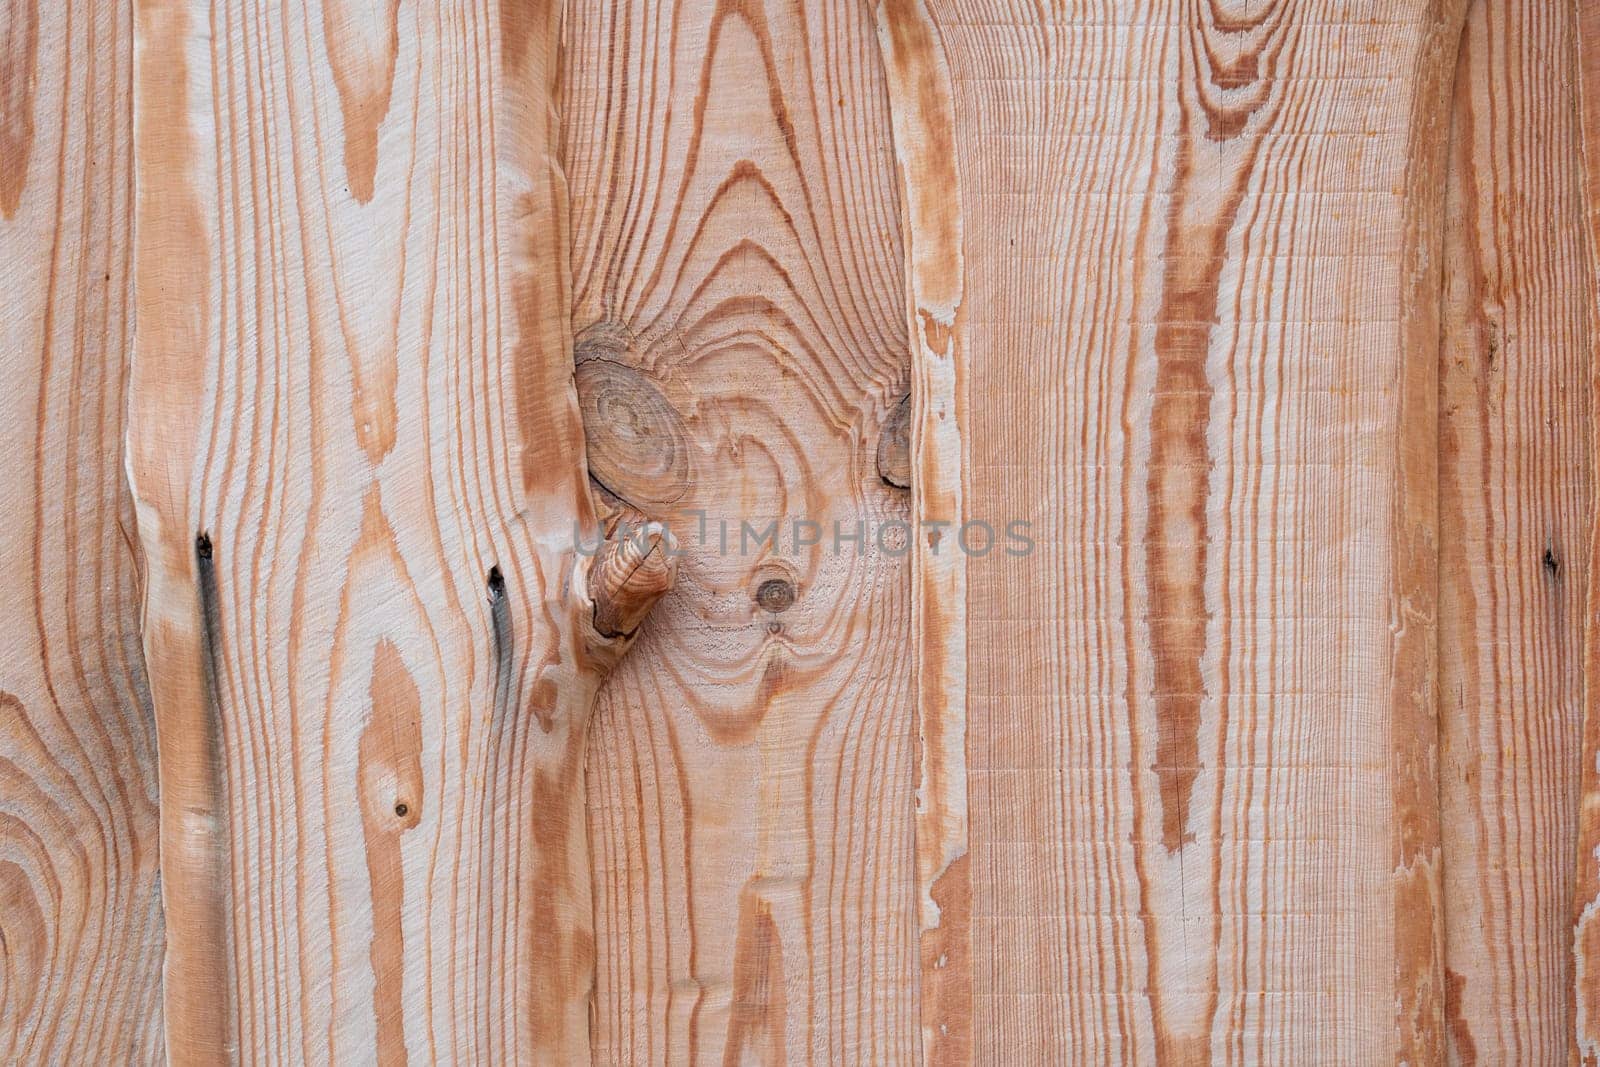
[0,0,39,217]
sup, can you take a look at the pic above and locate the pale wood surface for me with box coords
[126,2,658,1061]
[0,2,165,1062]
[561,1,921,1061]
[1437,1,1594,1062]
[880,0,1467,1061]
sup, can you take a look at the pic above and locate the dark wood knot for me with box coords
[877,394,911,490]
[575,322,690,508]
[755,578,795,613]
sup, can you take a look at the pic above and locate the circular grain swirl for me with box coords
[574,323,691,509]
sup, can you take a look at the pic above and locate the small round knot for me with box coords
[755,578,796,613]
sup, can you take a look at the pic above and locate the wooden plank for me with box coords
[1570,2,1600,1063]
[879,0,1467,1060]
[0,2,165,1062]
[873,3,972,1060]
[127,2,667,1061]
[1436,0,1594,1062]
[561,1,921,1060]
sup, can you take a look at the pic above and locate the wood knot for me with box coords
[589,518,677,639]
[393,802,408,818]
[575,322,690,508]
[755,578,795,613]
[877,394,912,489]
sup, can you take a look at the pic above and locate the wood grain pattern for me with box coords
[128,1,665,1061]
[880,0,1466,1060]
[0,2,165,1062]
[1572,1,1600,1062]
[1436,1,1594,1062]
[9,0,1590,1056]
[561,1,921,1061]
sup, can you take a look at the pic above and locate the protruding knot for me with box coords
[587,518,677,639]
[877,394,912,489]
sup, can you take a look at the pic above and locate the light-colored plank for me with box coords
[879,1,1466,1061]
[561,1,920,1060]
[128,2,664,1061]
[874,3,971,1060]
[1436,0,1594,1062]
[0,2,164,1062]
[1570,2,1600,1063]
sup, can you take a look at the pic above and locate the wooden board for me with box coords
[126,2,667,1061]
[1437,0,1594,1062]
[0,3,165,1062]
[1571,1,1600,1063]
[879,0,1468,1060]
[561,1,921,1060]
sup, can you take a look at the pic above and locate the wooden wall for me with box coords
[3,0,1600,1063]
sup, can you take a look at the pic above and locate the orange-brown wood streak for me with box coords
[321,0,401,206]
[724,883,790,1066]
[1437,1,1594,1063]
[874,0,972,1061]
[358,637,423,1067]
[0,3,164,1062]
[1392,6,1468,1062]
[563,0,920,1061]
[130,1,238,1057]
[0,0,39,218]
